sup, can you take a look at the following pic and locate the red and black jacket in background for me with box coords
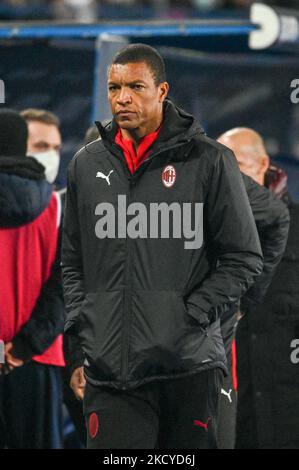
[0,156,65,366]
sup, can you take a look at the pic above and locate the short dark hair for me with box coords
[111,44,166,86]
[21,108,60,128]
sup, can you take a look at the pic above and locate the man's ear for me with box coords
[262,155,270,173]
[159,82,169,103]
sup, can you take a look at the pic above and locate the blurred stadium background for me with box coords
[0,0,299,200]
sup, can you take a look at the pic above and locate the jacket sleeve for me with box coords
[186,147,264,326]
[12,229,65,361]
[240,174,290,313]
[61,156,85,373]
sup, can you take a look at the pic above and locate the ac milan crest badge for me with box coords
[162,165,176,188]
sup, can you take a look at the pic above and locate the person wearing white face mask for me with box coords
[29,148,60,185]
[21,108,87,448]
[21,109,62,185]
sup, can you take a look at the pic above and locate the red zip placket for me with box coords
[115,127,161,174]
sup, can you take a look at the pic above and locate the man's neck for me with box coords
[120,116,163,151]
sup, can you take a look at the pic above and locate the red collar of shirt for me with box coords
[115,127,161,174]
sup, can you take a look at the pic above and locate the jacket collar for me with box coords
[0,157,52,228]
[95,99,205,154]
[0,155,45,180]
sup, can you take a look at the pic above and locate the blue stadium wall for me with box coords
[0,38,298,200]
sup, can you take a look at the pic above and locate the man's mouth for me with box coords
[117,111,135,116]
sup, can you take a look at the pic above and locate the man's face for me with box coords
[218,136,264,184]
[27,120,62,154]
[108,61,168,133]
[233,151,262,182]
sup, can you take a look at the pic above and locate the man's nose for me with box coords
[117,87,132,104]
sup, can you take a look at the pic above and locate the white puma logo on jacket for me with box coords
[96,170,113,186]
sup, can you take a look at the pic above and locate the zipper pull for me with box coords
[130,176,137,187]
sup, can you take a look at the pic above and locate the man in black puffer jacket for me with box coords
[62,44,264,449]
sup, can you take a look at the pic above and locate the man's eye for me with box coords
[109,86,117,91]
[132,84,143,90]
[36,143,48,150]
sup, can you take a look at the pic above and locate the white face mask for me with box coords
[29,149,60,184]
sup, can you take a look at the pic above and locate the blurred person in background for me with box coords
[192,0,223,10]
[21,108,61,186]
[216,130,290,448]
[0,109,65,449]
[52,0,97,21]
[22,108,87,447]
[219,127,299,449]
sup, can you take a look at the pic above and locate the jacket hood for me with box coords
[0,156,52,228]
[158,99,205,144]
[0,109,28,157]
[95,99,205,150]
[0,155,46,180]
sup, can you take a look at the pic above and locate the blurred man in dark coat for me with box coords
[220,127,299,449]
